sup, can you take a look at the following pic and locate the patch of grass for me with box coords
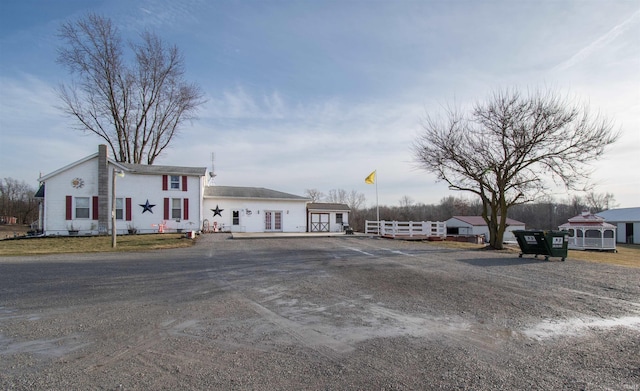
[0,224,30,239]
[566,244,639,268]
[424,240,486,250]
[0,234,194,256]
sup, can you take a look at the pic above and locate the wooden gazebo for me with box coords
[558,212,616,251]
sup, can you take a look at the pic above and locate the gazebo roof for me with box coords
[559,212,616,229]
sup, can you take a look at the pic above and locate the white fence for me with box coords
[365,220,446,238]
[567,237,616,251]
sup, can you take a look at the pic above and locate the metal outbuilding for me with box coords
[594,207,640,244]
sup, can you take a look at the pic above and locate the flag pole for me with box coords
[365,169,379,235]
[375,170,379,229]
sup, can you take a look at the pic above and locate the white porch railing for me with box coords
[567,237,616,250]
[365,220,446,238]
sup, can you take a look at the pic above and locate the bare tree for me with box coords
[0,178,38,225]
[326,189,348,204]
[438,195,482,219]
[568,195,586,217]
[345,190,366,211]
[304,188,325,203]
[56,14,205,164]
[585,192,617,212]
[413,89,618,249]
[399,195,414,208]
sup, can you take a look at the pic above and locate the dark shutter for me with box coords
[65,196,72,220]
[92,196,99,220]
[126,198,132,221]
[183,198,189,220]
[182,176,188,192]
[162,175,168,190]
[164,198,169,220]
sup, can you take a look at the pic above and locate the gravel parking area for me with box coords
[1,234,639,390]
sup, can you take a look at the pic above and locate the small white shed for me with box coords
[306,203,350,232]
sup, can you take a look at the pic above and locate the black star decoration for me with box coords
[140,199,156,214]
[211,205,224,217]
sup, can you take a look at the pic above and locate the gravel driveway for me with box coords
[1,234,639,390]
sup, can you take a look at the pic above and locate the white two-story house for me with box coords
[36,145,206,235]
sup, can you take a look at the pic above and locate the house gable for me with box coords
[38,153,99,182]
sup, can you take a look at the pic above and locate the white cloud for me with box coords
[553,9,640,72]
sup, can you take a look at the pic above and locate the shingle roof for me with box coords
[559,221,616,229]
[307,203,351,211]
[204,186,309,201]
[120,163,207,176]
[449,216,526,226]
[566,212,606,223]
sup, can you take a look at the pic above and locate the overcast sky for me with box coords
[1,0,638,208]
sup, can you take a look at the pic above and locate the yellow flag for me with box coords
[365,170,376,184]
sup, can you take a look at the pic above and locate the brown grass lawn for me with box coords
[0,230,194,256]
[565,244,639,268]
[426,240,640,268]
[0,224,30,239]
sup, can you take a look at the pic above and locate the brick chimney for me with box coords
[98,145,109,234]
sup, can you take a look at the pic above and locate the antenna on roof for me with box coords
[208,152,217,185]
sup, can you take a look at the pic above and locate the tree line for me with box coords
[0,178,39,225]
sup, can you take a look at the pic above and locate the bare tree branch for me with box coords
[56,14,205,164]
[413,88,619,249]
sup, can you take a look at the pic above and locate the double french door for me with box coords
[264,211,282,231]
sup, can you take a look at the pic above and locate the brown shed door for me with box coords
[310,213,329,232]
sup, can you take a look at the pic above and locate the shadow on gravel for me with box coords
[458,256,549,267]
